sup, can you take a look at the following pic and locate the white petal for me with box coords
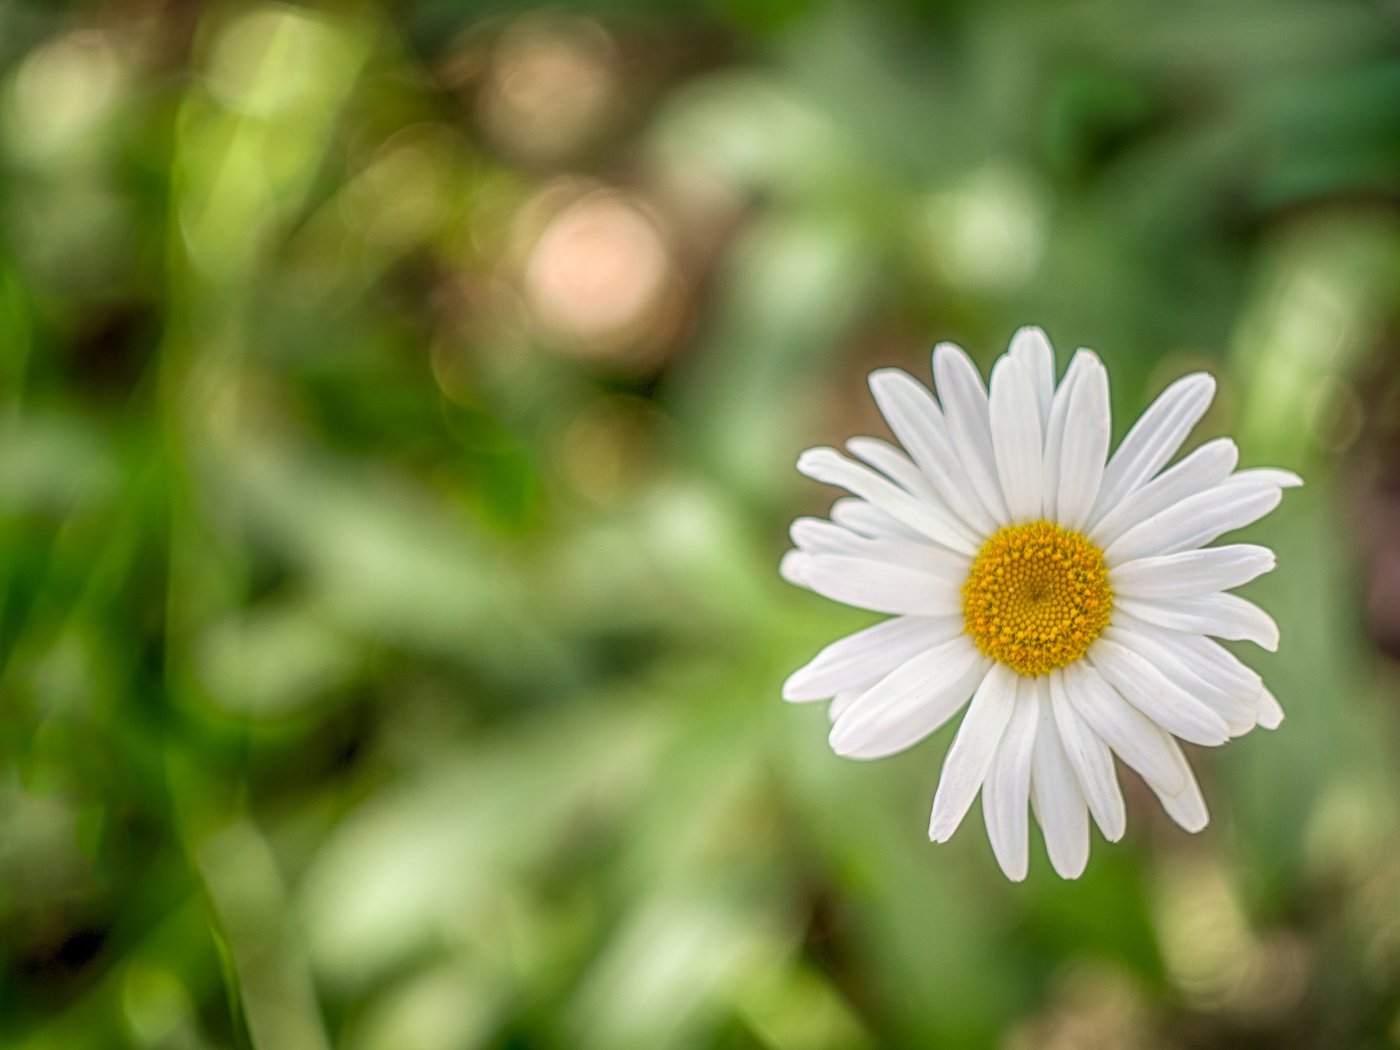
[1061,661,1186,796]
[1113,593,1279,650]
[1040,350,1095,522]
[1053,353,1110,530]
[790,517,865,555]
[981,677,1039,881]
[868,369,998,535]
[1030,683,1090,878]
[846,436,983,548]
[779,549,808,586]
[1256,685,1285,729]
[1088,637,1230,746]
[799,448,978,556]
[1149,733,1209,833]
[828,689,861,723]
[928,663,1018,842]
[829,637,987,759]
[846,436,930,494]
[829,497,924,542]
[1088,438,1237,543]
[1091,372,1215,520]
[783,614,960,701]
[988,355,1044,522]
[791,518,970,580]
[1231,467,1304,488]
[1110,613,1265,709]
[1151,627,1263,697]
[1008,326,1055,428]
[1109,544,1275,600]
[800,554,963,616]
[1103,625,1256,736]
[932,343,1011,524]
[1103,480,1283,564]
[1049,672,1125,841]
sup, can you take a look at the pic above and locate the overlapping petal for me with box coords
[829,638,988,759]
[868,369,998,535]
[798,447,978,556]
[1103,478,1283,564]
[828,496,924,542]
[1051,353,1110,530]
[1030,682,1091,879]
[932,342,1012,525]
[799,554,963,616]
[1008,325,1055,427]
[988,355,1045,521]
[1114,592,1280,650]
[1109,544,1275,600]
[929,663,1018,842]
[783,614,962,702]
[1103,624,1257,735]
[1049,672,1125,841]
[1088,437,1237,544]
[980,677,1039,881]
[1090,372,1216,519]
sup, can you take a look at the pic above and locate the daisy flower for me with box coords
[780,328,1300,880]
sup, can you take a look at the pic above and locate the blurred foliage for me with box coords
[0,0,1398,1047]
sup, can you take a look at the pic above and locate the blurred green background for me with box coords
[1,0,1399,1047]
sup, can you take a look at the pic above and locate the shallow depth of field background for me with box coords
[1,0,1398,1047]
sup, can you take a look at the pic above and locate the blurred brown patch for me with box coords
[1346,335,1400,660]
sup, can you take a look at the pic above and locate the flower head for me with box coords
[781,328,1300,880]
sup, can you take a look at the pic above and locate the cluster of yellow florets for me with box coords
[961,520,1113,677]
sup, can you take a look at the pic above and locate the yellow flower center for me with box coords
[961,520,1112,677]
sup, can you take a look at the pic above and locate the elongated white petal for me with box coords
[846,436,929,492]
[1156,628,1263,696]
[989,355,1044,522]
[829,497,924,542]
[1040,350,1095,521]
[801,555,963,616]
[1149,733,1209,833]
[929,663,1018,842]
[1109,544,1275,600]
[868,369,998,535]
[932,343,1011,524]
[1109,616,1263,731]
[1088,438,1238,543]
[784,614,961,701]
[1256,685,1285,729]
[791,518,970,580]
[1091,373,1215,519]
[1088,637,1230,746]
[799,448,978,556]
[847,437,983,549]
[1008,325,1055,428]
[981,678,1039,881]
[829,638,986,759]
[1061,661,1186,795]
[1114,593,1279,650]
[1049,672,1125,841]
[1231,467,1304,489]
[1053,353,1110,530]
[1030,683,1090,878]
[791,517,876,555]
[1104,625,1256,735]
[1103,480,1283,564]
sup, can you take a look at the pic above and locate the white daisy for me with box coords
[781,327,1301,880]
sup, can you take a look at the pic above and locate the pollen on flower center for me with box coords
[961,520,1112,677]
